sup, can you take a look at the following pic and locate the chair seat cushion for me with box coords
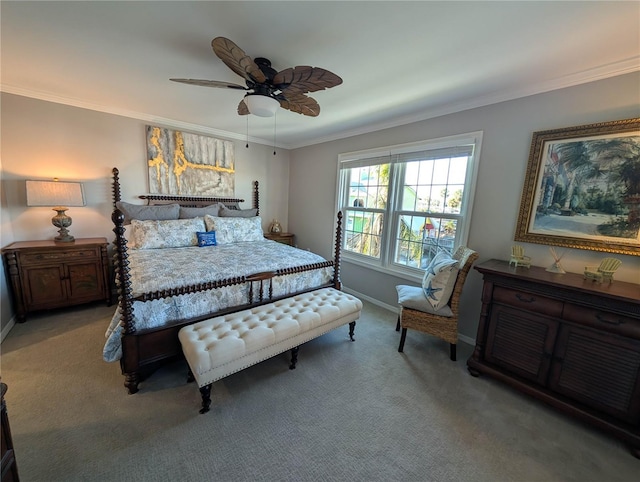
[396,285,454,317]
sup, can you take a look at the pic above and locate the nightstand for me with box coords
[2,238,111,322]
[264,232,295,246]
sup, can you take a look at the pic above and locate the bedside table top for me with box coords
[3,237,108,251]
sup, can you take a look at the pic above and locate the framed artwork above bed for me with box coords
[146,125,235,197]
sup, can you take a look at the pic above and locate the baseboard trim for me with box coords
[341,286,399,314]
[1,316,16,343]
[341,285,476,345]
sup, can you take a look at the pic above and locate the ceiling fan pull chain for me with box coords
[273,112,277,156]
[246,115,249,149]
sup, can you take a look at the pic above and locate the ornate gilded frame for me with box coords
[514,118,640,256]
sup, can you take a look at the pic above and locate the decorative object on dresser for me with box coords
[269,219,282,233]
[584,257,622,283]
[264,232,294,246]
[1,382,20,482]
[25,179,86,243]
[395,246,478,361]
[545,246,565,274]
[508,245,531,268]
[2,238,111,322]
[468,259,640,458]
[514,117,640,257]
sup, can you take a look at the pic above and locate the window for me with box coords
[337,132,482,275]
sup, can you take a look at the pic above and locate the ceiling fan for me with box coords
[170,37,343,117]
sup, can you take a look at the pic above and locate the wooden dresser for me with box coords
[2,238,111,322]
[468,259,640,457]
[1,383,19,481]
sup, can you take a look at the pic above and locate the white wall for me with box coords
[289,72,640,340]
[0,93,291,331]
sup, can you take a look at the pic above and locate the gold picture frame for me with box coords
[515,118,640,256]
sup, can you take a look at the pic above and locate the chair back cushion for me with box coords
[422,251,459,310]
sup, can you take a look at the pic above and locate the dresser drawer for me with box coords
[19,248,99,265]
[493,286,563,318]
[563,303,640,339]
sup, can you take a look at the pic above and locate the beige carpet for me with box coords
[1,300,638,481]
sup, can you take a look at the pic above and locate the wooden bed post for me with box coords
[112,167,122,206]
[253,180,260,215]
[334,211,343,290]
[111,168,139,394]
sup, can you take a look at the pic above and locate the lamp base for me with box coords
[51,208,75,243]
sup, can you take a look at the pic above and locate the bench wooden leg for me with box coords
[199,384,212,414]
[289,346,299,370]
[349,321,356,341]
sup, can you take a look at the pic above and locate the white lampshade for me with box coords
[26,180,86,208]
[244,94,280,117]
[26,179,86,242]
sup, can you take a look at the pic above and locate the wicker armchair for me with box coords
[395,246,478,361]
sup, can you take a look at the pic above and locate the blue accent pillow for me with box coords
[196,231,217,247]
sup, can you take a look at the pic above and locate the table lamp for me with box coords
[26,179,86,242]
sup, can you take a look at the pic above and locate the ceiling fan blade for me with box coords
[170,78,248,90]
[274,66,343,96]
[237,99,249,116]
[211,37,266,84]
[278,94,320,117]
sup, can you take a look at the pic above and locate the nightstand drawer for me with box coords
[20,248,99,265]
[264,232,295,246]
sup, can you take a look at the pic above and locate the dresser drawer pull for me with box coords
[515,294,535,303]
[595,314,624,325]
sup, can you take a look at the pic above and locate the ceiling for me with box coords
[2,1,639,149]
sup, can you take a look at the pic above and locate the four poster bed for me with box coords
[104,168,343,394]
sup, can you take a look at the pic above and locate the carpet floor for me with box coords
[1,300,638,481]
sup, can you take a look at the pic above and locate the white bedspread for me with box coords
[103,240,333,362]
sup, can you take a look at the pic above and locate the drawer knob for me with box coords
[595,314,624,325]
[515,294,535,303]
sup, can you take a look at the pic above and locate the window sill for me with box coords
[342,256,423,284]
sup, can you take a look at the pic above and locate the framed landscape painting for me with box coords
[515,118,640,256]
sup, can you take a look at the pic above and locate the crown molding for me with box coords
[0,85,292,150]
[286,57,640,149]
[2,56,637,151]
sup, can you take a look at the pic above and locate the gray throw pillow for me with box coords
[179,203,222,219]
[219,205,258,218]
[115,201,180,224]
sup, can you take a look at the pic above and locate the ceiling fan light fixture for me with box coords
[245,94,279,117]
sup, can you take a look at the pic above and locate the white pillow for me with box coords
[422,251,459,310]
[204,215,264,244]
[130,217,206,249]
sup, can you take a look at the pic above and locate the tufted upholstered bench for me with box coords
[178,287,363,413]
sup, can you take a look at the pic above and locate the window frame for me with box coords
[336,131,483,280]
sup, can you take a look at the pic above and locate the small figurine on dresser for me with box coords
[269,219,282,233]
[584,257,622,283]
[509,245,531,268]
[546,247,566,274]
